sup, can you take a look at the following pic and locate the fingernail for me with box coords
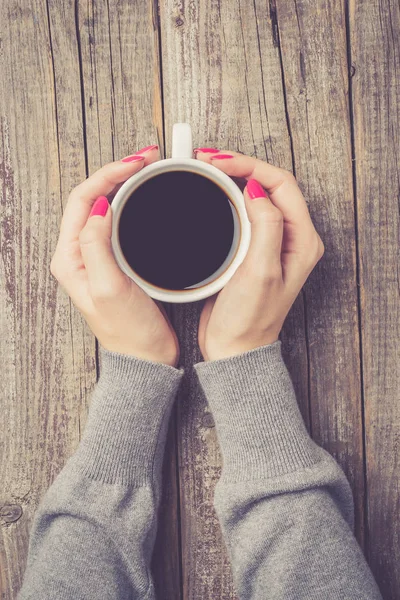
[194,147,220,153]
[134,145,158,154]
[211,154,234,160]
[90,196,109,217]
[121,155,145,163]
[246,179,266,199]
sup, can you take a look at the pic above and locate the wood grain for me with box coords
[350,0,400,596]
[79,0,161,166]
[77,1,181,597]
[275,0,365,543]
[1,0,399,598]
[160,0,305,596]
[0,1,95,598]
[0,1,174,597]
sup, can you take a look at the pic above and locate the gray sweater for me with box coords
[19,341,382,599]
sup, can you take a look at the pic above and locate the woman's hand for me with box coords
[50,147,180,367]
[195,150,324,361]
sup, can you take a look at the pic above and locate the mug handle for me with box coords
[171,123,193,159]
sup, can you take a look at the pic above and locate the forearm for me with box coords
[195,341,382,600]
[19,347,184,600]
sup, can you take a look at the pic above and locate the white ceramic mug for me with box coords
[111,123,251,303]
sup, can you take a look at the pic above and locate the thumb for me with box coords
[241,179,283,280]
[79,196,128,298]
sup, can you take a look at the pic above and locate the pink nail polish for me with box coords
[121,155,145,163]
[246,179,266,199]
[194,147,220,153]
[90,196,109,217]
[134,145,158,154]
[211,154,234,160]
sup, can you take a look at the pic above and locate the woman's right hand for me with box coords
[50,146,180,367]
[195,150,324,361]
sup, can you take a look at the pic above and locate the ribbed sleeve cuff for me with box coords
[74,347,184,485]
[194,341,321,482]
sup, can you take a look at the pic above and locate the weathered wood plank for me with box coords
[77,1,180,596]
[350,0,400,596]
[0,1,176,598]
[1,1,398,599]
[275,0,365,543]
[80,0,162,167]
[0,1,95,598]
[160,1,303,596]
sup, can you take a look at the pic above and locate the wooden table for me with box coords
[1,1,399,598]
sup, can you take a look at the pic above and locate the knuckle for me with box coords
[50,255,61,280]
[68,184,78,198]
[316,236,325,260]
[278,168,296,184]
[50,257,57,277]
[248,265,266,281]
[92,276,129,304]
[100,160,115,174]
[257,205,283,224]
[304,234,324,266]
[239,261,281,284]
[264,266,283,283]
[69,181,85,200]
[92,285,116,303]
[78,225,96,247]
[98,162,119,186]
[310,234,324,261]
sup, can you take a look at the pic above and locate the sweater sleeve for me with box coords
[18,346,184,600]
[194,341,382,600]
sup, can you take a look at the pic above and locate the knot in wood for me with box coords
[175,16,184,27]
[202,413,215,428]
[0,504,23,524]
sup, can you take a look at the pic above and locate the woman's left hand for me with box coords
[50,148,180,367]
[195,149,324,361]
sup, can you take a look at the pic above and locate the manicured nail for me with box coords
[90,196,109,217]
[211,154,234,160]
[194,148,220,153]
[121,155,145,163]
[134,145,158,154]
[246,179,266,199]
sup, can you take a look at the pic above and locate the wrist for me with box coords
[204,333,280,361]
[74,346,184,484]
[194,341,319,481]
[97,337,180,367]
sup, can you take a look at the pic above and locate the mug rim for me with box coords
[111,158,251,303]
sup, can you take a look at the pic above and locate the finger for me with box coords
[207,152,314,231]
[240,179,283,280]
[195,148,247,165]
[198,295,218,358]
[131,144,160,167]
[78,196,132,301]
[108,147,160,203]
[194,147,221,164]
[59,156,146,248]
[59,145,160,248]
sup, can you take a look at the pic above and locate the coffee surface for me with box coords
[118,171,235,290]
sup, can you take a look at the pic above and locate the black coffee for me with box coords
[118,171,235,290]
